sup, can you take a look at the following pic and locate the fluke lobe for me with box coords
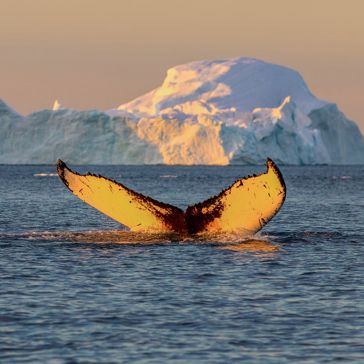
[57,159,286,235]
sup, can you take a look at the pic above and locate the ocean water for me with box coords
[0,164,364,363]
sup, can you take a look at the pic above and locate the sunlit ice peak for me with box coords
[111,57,328,121]
[53,100,65,111]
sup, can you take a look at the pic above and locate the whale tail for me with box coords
[57,159,286,235]
[56,160,187,232]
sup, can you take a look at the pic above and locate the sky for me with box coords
[1,0,363,133]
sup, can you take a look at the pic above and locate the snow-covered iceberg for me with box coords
[1,57,363,164]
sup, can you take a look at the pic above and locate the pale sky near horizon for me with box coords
[1,0,363,133]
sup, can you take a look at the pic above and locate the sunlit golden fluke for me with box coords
[56,160,187,232]
[185,158,286,234]
[57,158,286,235]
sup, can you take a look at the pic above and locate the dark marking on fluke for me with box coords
[57,158,286,235]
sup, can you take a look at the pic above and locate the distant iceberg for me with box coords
[1,58,363,164]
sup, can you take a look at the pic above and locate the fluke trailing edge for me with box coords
[57,159,286,235]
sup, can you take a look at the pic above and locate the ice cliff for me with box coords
[1,57,363,164]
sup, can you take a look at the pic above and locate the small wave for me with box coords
[0,228,259,244]
[0,230,286,255]
[0,230,283,255]
[219,239,282,253]
[0,230,176,244]
[1,229,347,249]
[259,230,344,245]
[34,173,58,177]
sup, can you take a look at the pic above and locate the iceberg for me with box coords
[0,57,363,164]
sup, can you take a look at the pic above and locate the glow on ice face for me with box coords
[57,158,286,235]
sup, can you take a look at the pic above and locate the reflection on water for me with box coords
[219,239,281,253]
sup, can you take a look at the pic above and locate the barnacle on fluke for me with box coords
[57,158,286,235]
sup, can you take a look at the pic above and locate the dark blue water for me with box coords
[1,164,364,363]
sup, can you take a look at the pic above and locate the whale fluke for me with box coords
[57,159,286,235]
[56,160,187,232]
[185,158,286,234]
